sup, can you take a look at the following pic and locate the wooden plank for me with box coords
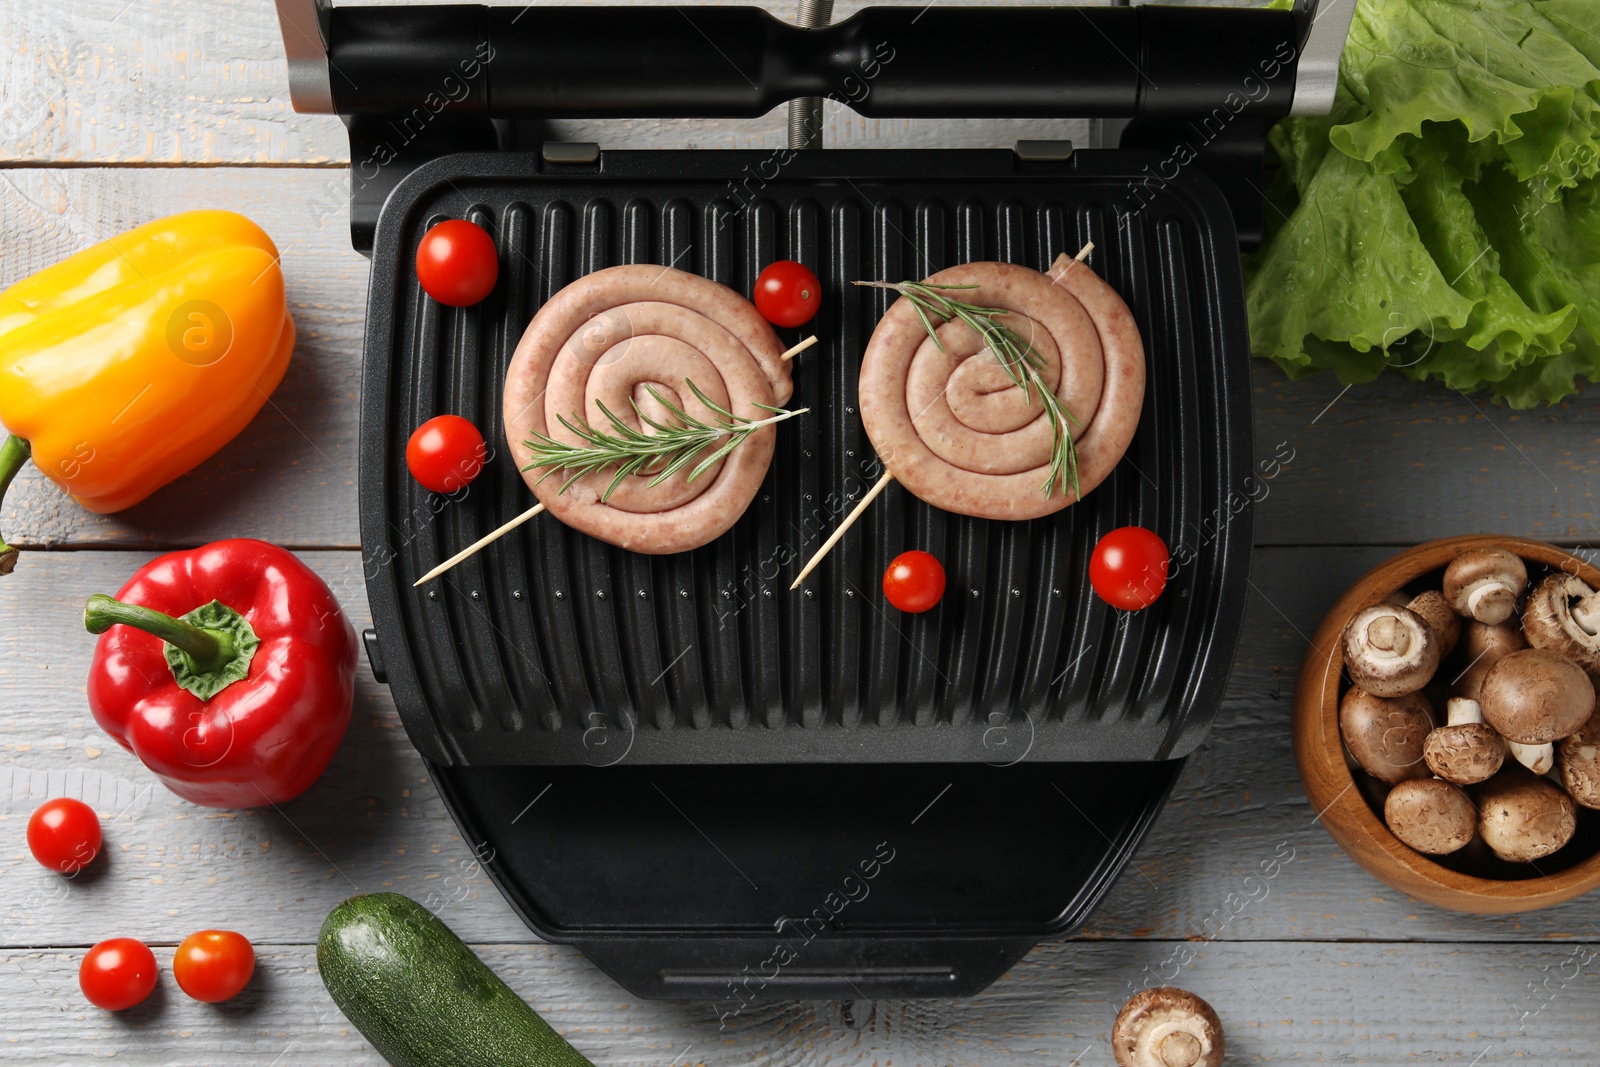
[8,166,1600,555]
[0,167,366,551]
[1,0,342,164]
[1250,372,1600,549]
[0,0,1095,165]
[6,547,1600,953]
[0,939,1594,1064]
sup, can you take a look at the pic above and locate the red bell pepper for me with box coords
[83,538,357,808]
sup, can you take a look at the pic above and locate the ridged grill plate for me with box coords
[359,148,1253,766]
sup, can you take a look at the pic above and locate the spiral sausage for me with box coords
[503,265,792,553]
[857,255,1145,520]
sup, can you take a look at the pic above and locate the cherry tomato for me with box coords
[416,220,499,307]
[27,797,101,875]
[753,260,822,328]
[407,414,487,494]
[1089,526,1170,610]
[883,550,946,613]
[173,929,256,1003]
[80,938,158,1011]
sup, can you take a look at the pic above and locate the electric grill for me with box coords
[278,0,1354,1001]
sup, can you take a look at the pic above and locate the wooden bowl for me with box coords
[1293,534,1600,913]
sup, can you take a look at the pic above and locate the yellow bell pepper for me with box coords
[0,210,295,572]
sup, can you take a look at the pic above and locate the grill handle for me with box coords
[576,934,1038,1002]
[309,4,1301,122]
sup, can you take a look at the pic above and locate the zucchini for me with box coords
[318,893,594,1067]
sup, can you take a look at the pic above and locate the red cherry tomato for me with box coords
[753,260,822,328]
[173,930,256,1003]
[883,550,946,613]
[80,938,158,1011]
[416,220,499,307]
[407,414,487,494]
[27,797,101,875]
[1089,526,1170,610]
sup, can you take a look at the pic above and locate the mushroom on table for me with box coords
[1111,987,1225,1067]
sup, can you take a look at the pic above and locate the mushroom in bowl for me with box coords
[1443,547,1527,625]
[1478,648,1594,774]
[1294,535,1600,914]
[1452,619,1527,701]
[1477,765,1578,863]
[1523,573,1600,676]
[1384,778,1478,855]
[1341,603,1441,698]
[1339,688,1433,784]
[1422,698,1505,785]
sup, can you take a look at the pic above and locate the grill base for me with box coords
[360,147,1248,999]
[432,757,1183,1000]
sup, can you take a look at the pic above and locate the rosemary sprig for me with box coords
[523,379,807,501]
[855,279,1081,498]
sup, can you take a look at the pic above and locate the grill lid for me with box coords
[358,147,1254,767]
[270,1,1357,248]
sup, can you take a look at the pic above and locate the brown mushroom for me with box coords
[1111,987,1225,1067]
[1339,688,1434,784]
[1342,604,1441,698]
[1557,708,1600,809]
[1476,765,1578,862]
[1479,648,1594,745]
[1406,589,1461,658]
[1443,548,1528,625]
[1523,572,1600,676]
[1450,620,1527,701]
[1422,697,1505,785]
[1384,777,1478,855]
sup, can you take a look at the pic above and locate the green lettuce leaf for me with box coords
[1330,0,1600,164]
[1246,0,1600,406]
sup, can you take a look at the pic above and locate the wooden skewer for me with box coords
[780,335,818,361]
[413,503,546,587]
[789,470,896,590]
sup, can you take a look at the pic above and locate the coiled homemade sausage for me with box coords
[857,254,1144,520]
[503,265,792,553]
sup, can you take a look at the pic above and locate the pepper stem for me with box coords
[84,594,227,666]
[0,434,32,576]
[83,594,260,700]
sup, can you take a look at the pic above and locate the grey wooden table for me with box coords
[3,2,1598,1063]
